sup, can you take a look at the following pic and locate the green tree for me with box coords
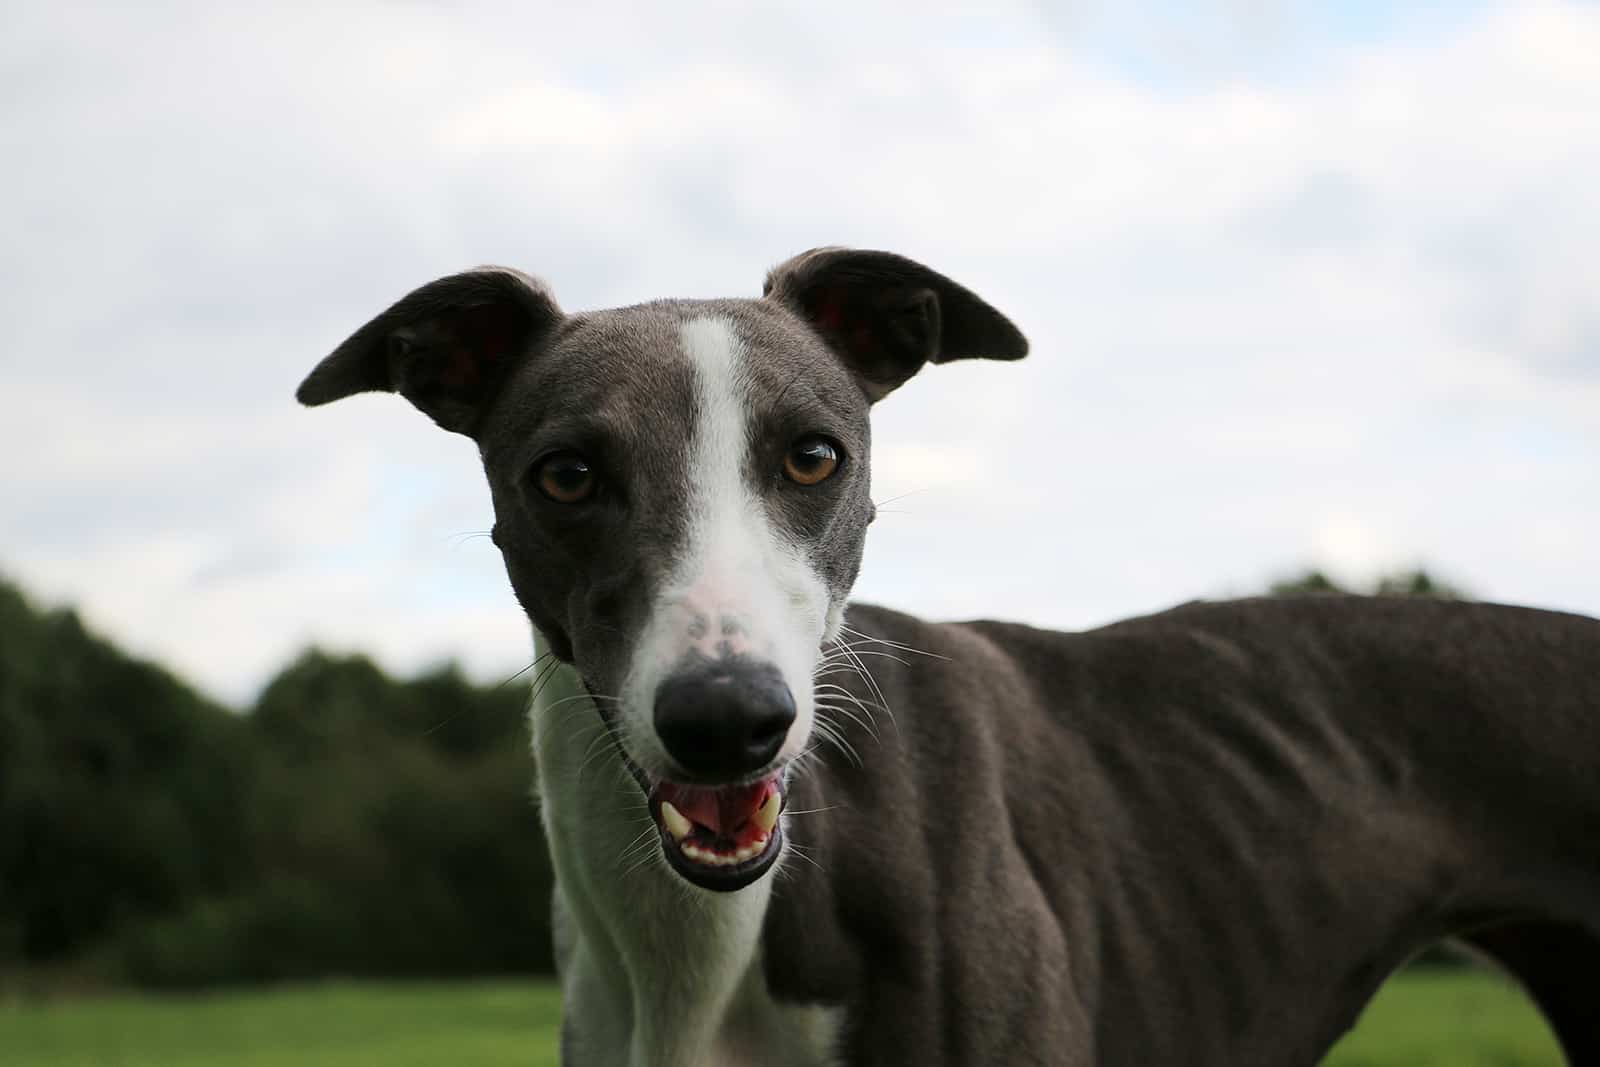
[1269,567,1467,599]
[0,580,260,967]
[2,576,557,986]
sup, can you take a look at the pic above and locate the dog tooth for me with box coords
[660,801,693,842]
[678,833,777,868]
[752,790,781,834]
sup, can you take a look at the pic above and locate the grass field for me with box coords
[0,968,1561,1065]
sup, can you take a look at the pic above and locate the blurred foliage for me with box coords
[1268,567,1467,600]
[0,582,258,970]
[2,567,1468,987]
[0,578,552,988]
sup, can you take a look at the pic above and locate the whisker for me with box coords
[813,682,889,714]
[872,488,930,510]
[816,701,879,743]
[806,716,864,768]
[837,624,950,661]
[496,650,556,690]
[781,840,826,875]
[416,647,565,738]
[528,658,572,705]
[824,641,897,733]
[615,824,662,870]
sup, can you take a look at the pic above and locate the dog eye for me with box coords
[783,436,841,486]
[535,452,597,504]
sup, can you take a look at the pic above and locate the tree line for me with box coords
[0,578,553,988]
[0,568,1459,988]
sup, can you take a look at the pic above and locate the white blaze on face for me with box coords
[622,316,828,775]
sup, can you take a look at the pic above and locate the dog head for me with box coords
[298,248,1026,890]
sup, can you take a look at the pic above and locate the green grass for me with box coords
[0,969,1561,1066]
[1324,969,1562,1067]
[0,981,561,1067]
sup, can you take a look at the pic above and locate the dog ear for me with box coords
[763,247,1027,401]
[296,268,562,436]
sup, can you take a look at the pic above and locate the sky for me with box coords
[4,1,1597,705]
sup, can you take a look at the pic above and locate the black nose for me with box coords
[653,659,796,780]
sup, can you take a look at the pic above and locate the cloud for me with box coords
[3,1,1598,701]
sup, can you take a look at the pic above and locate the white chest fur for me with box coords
[531,653,843,1067]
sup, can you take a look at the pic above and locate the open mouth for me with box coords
[583,681,787,891]
[649,773,785,891]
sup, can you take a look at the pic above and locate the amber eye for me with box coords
[783,436,842,486]
[535,453,596,503]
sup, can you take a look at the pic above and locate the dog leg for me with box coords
[1462,918,1600,1064]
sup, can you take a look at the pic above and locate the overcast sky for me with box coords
[4,2,1597,704]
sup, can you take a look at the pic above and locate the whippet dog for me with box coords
[298,248,1600,1066]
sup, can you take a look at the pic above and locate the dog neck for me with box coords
[530,635,836,1066]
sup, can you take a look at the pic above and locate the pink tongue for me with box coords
[658,779,771,836]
